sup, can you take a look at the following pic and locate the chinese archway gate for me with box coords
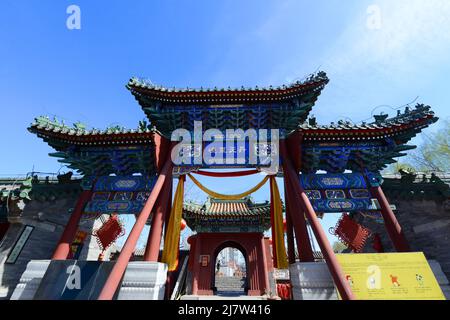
[25,71,437,300]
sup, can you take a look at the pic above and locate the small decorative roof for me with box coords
[183,197,273,233]
[298,104,438,173]
[28,117,157,176]
[299,104,437,141]
[28,116,155,147]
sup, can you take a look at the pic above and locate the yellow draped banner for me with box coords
[270,176,288,269]
[187,173,270,200]
[161,175,185,271]
[161,173,288,271]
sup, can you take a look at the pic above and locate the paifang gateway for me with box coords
[1,71,448,301]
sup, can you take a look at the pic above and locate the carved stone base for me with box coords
[117,262,167,300]
[289,262,338,300]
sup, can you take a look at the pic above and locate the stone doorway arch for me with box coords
[212,241,249,296]
[188,233,270,296]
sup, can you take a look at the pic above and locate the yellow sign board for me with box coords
[335,252,445,300]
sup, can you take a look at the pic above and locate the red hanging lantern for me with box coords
[283,218,287,232]
[180,218,187,231]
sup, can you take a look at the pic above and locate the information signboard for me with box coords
[335,252,445,300]
[6,225,34,264]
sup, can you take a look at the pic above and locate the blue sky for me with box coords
[1,1,449,247]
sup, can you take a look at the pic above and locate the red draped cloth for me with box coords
[334,213,371,253]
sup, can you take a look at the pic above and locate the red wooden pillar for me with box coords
[281,140,314,262]
[144,135,173,261]
[98,158,173,300]
[143,193,162,261]
[164,271,175,299]
[143,175,173,261]
[297,190,354,300]
[284,189,297,263]
[259,235,271,295]
[371,186,410,252]
[283,170,314,262]
[286,130,303,172]
[52,189,93,260]
[191,235,201,295]
[284,131,306,263]
[154,133,172,173]
[280,140,355,300]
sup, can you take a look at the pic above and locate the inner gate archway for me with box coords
[212,242,248,296]
[187,232,270,296]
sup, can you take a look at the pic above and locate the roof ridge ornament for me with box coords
[128,71,329,94]
[373,113,389,124]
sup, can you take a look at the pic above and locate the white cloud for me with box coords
[324,0,450,81]
[207,1,450,123]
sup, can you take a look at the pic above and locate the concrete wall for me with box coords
[355,197,450,281]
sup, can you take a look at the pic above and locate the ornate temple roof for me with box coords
[28,73,438,175]
[127,72,328,104]
[183,197,272,233]
[298,104,438,173]
[28,117,156,176]
[127,72,329,137]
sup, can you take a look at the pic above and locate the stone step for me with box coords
[216,279,245,284]
[215,277,246,290]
